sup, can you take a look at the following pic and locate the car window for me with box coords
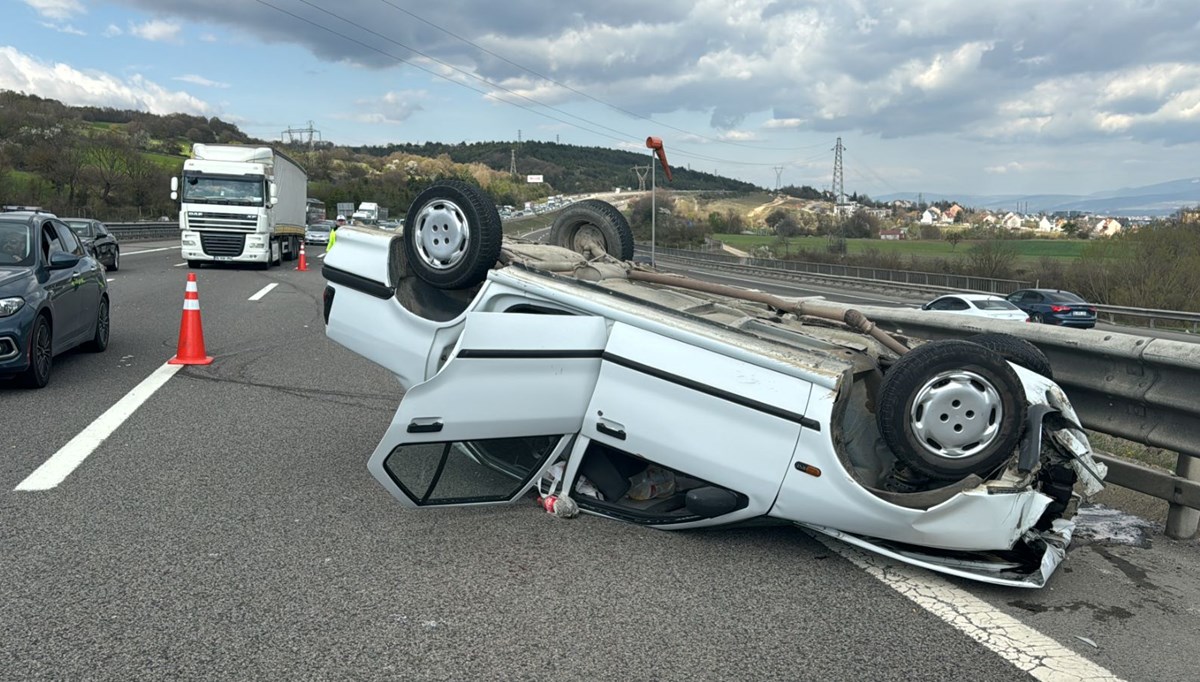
[1019,291,1042,303]
[0,221,34,266]
[54,223,85,256]
[930,297,969,311]
[1046,291,1085,303]
[66,220,94,238]
[41,223,63,258]
[973,299,1020,311]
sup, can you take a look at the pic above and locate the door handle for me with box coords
[407,420,444,434]
[596,422,626,441]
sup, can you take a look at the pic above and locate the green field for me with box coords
[714,233,1102,263]
[143,152,186,171]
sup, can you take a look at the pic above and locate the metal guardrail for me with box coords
[650,246,1200,334]
[108,222,178,241]
[649,247,1200,538]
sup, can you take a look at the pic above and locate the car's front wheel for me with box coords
[548,200,635,260]
[966,333,1052,379]
[108,247,120,272]
[403,181,503,290]
[21,316,52,389]
[85,296,110,353]
[876,340,1026,480]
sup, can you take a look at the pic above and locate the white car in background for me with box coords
[321,181,1106,588]
[922,293,1030,322]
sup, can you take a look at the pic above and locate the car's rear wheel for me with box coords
[403,181,503,290]
[1031,312,1045,323]
[22,316,52,389]
[86,296,110,353]
[877,340,1026,480]
[967,333,1052,379]
[548,200,635,260]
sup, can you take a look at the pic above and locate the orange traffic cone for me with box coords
[168,272,214,365]
[297,242,308,271]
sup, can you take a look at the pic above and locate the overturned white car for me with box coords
[322,181,1106,588]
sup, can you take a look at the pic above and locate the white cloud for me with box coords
[104,24,122,37]
[173,74,230,88]
[200,33,219,43]
[22,0,84,20]
[336,90,426,125]
[130,19,182,42]
[763,118,805,129]
[40,22,86,36]
[0,46,213,115]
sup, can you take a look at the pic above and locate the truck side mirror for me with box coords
[269,182,278,207]
[170,176,179,201]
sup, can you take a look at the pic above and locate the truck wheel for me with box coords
[876,340,1026,480]
[967,333,1053,379]
[403,181,502,290]
[548,200,634,260]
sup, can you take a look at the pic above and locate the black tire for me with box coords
[403,181,503,289]
[548,200,634,261]
[85,296,110,353]
[876,340,1026,480]
[22,315,52,389]
[967,333,1052,379]
[108,247,120,272]
[1031,312,1045,324]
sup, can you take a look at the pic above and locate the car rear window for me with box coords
[972,299,1020,311]
[1045,291,1086,303]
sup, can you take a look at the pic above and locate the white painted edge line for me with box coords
[173,262,187,267]
[809,534,1124,682]
[249,283,278,301]
[15,363,183,491]
[123,246,176,256]
[318,252,327,260]
[106,278,114,282]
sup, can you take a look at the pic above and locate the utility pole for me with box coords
[517,129,522,145]
[773,166,784,192]
[280,121,321,149]
[632,166,649,192]
[510,149,517,176]
[831,137,846,253]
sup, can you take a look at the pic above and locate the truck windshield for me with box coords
[182,174,265,206]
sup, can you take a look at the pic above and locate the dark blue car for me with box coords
[0,212,110,388]
[1005,288,1097,329]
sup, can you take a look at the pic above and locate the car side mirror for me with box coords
[48,252,81,270]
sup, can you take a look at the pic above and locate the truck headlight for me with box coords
[182,236,198,246]
[247,236,265,247]
[0,297,25,318]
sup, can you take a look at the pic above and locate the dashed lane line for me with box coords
[249,283,278,301]
[14,363,183,491]
[123,246,177,256]
[810,534,1124,682]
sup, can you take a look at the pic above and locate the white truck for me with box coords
[171,144,307,269]
[351,201,381,224]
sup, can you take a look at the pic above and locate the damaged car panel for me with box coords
[323,181,1107,588]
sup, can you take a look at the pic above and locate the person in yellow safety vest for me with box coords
[329,214,346,250]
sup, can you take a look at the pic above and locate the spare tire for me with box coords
[548,200,634,261]
[403,181,503,290]
[876,340,1026,480]
[967,333,1053,379]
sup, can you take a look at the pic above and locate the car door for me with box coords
[37,221,84,346]
[367,312,611,507]
[579,322,814,525]
[55,221,103,341]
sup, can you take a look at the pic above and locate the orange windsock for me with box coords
[645,136,672,181]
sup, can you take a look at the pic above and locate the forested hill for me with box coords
[348,141,762,194]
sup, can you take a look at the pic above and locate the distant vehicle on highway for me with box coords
[921,293,1028,322]
[305,220,335,245]
[1006,289,1097,328]
[0,212,109,388]
[63,218,121,271]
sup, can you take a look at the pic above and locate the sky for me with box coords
[3,0,1200,198]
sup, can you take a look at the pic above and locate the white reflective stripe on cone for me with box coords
[183,300,200,310]
[186,281,198,292]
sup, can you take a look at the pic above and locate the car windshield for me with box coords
[64,220,92,236]
[308,223,331,232]
[1046,291,1086,303]
[0,221,34,267]
[972,299,1020,311]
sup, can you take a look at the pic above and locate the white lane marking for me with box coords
[15,363,183,491]
[174,262,187,267]
[106,278,114,282]
[811,536,1123,681]
[249,283,278,301]
[318,252,327,259]
[123,246,176,256]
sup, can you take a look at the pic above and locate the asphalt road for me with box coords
[1,240,1197,680]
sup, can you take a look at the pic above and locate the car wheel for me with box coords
[876,340,1026,480]
[403,181,502,290]
[85,296,110,353]
[21,316,53,389]
[1031,312,1045,323]
[966,333,1052,379]
[548,200,635,261]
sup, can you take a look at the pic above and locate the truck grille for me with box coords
[201,232,246,257]
[189,212,258,231]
